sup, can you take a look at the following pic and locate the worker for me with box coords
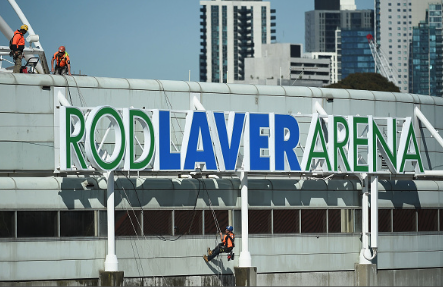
[10,24,28,73]
[203,225,235,262]
[51,46,72,76]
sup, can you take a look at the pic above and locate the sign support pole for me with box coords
[359,174,372,264]
[104,170,119,271]
[238,171,252,267]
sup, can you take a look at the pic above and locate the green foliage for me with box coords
[325,73,400,92]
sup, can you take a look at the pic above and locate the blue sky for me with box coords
[1,0,373,81]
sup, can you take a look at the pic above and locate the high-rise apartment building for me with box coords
[376,0,442,93]
[409,3,443,96]
[305,8,373,53]
[337,28,375,81]
[199,0,276,83]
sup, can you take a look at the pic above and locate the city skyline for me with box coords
[1,0,373,81]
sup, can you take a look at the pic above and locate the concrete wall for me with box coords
[0,74,443,285]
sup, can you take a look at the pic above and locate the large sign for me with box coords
[59,106,424,174]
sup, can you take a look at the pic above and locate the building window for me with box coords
[249,210,271,234]
[205,210,228,235]
[60,211,94,237]
[0,211,14,238]
[440,209,443,231]
[144,210,173,236]
[175,210,202,235]
[418,209,438,231]
[115,210,141,236]
[393,209,416,232]
[273,209,299,233]
[17,211,57,237]
[301,209,326,233]
[378,209,392,232]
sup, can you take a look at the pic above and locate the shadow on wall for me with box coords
[379,180,420,209]
[57,176,421,210]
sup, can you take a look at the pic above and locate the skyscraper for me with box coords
[409,3,443,97]
[376,0,442,93]
[199,0,276,83]
[337,28,375,81]
[305,6,373,53]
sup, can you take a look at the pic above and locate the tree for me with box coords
[325,73,400,92]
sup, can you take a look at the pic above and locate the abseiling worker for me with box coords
[51,46,72,75]
[11,24,28,73]
[203,225,235,262]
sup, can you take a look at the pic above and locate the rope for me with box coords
[116,181,146,277]
[197,179,225,280]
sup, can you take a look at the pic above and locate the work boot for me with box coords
[203,255,209,263]
[207,248,212,256]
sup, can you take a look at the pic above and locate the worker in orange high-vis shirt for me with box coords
[51,46,72,75]
[203,225,235,262]
[10,24,28,73]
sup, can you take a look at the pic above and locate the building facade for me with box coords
[409,3,443,97]
[305,9,374,53]
[199,0,276,83]
[237,43,331,87]
[338,28,375,80]
[1,73,443,286]
[376,0,442,93]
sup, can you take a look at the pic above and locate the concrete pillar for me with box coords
[235,267,257,286]
[99,270,124,286]
[355,264,377,286]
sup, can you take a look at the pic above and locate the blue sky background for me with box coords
[1,0,373,81]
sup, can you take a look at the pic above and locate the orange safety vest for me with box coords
[11,30,25,51]
[53,52,70,67]
[223,232,235,249]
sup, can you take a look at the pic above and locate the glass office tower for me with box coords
[409,4,443,97]
[338,28,375,80]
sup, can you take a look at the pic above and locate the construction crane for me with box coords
[366,34,398,86]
